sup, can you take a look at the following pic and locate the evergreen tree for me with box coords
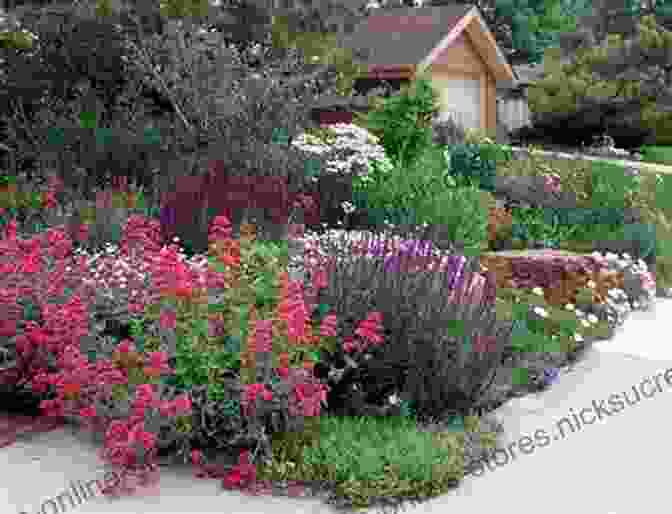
[526,0,672,145]
[427,0,590,65]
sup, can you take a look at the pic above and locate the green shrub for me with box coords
[349,145,450,226]
[638,145,672,165]
[353,71,441,169]
[444,143,498,193]
[311,229,504,425]
[413,184,491,256]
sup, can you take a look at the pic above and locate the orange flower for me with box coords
[278,352,290,368]
[239,222,256,243]
[143,366,162,379]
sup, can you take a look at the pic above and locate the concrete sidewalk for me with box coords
[3,299,672,514]
[509,145,672,175]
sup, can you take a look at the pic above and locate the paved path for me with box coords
[2,299,672,514]
[509,146,672,175]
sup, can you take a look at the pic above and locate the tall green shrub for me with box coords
[352,70,442,169]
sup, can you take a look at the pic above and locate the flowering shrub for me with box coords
[291,123,395,181]
[1,177,402,497]
[588,251,657,311]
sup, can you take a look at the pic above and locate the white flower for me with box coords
[580,319,591,328]
[564,303,575,311]
[532,287,544,296]
[605,252,619,261]
[292,123,394,180]
[587,314,598,324]
[533,306,548,318]
[574,333,584,342]
[388,393,400,405]
[341,201,356,214]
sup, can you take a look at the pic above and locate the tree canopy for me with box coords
[525,0,672,145]
[427,0,591,65]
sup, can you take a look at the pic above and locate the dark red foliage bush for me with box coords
[158,160,320,255]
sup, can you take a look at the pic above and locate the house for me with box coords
[308,4,517,135]
[496,63,545,134]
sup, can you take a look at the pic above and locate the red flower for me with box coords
[473,334,498,354]
[62,382,81,398]
[191,449,202,466]
[117,340,135,353]
[79,405,97,419]
[0,319,17,337]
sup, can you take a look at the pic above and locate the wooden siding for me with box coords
[428,32,497,131]
[430,33,486,74]
[486,73,497,132]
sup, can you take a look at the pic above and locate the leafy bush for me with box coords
[346,144,491,254]
[348,144,450,225]
[463,128,497,145]
[290,123,394,233]
[353,71,441,169]
[0,4,153,191]
[307,228,505,424]
[638,145,672,165]
[431,117,466,147]
[412,184,491,256]
[444,143,498,193]
[592,222,658,268]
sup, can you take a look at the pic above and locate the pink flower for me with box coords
[172,394,192,414]
[159,309,177,330]
[117,339,135,353]
[319,314,337,338]
[191,449,202,466]
[254,319,273,353]
[79,405,97,419]
[0,319,17,337]
[158,401,178,418]
[355,311,384,345]
[145,352,172,376]
[473,334,498,354]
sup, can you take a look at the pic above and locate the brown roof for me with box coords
[339,4,475,68]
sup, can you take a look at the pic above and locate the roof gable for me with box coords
[341,4,514,84]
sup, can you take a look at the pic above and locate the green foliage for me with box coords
[348,143,490,253]
[444,143,498,193]
[255,412,470,511]
[413,184,491,256]
[353,71,441,169]
[493,0,590,64]
[529,6,672,142]
[349,144,445,230]
[638,145,672,165]
[602,222,658,263]
[641,110,672,146]
[509,204,583,247]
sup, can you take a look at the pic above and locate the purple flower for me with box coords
[542,367,560,386]
[445,255,467,290]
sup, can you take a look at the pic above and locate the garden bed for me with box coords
[0,123,667,512]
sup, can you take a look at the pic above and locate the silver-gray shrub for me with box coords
[312,228,510,424]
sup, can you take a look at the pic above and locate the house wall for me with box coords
[497,94,532,133]
[486,73,497,132]
[427,32,496,132]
